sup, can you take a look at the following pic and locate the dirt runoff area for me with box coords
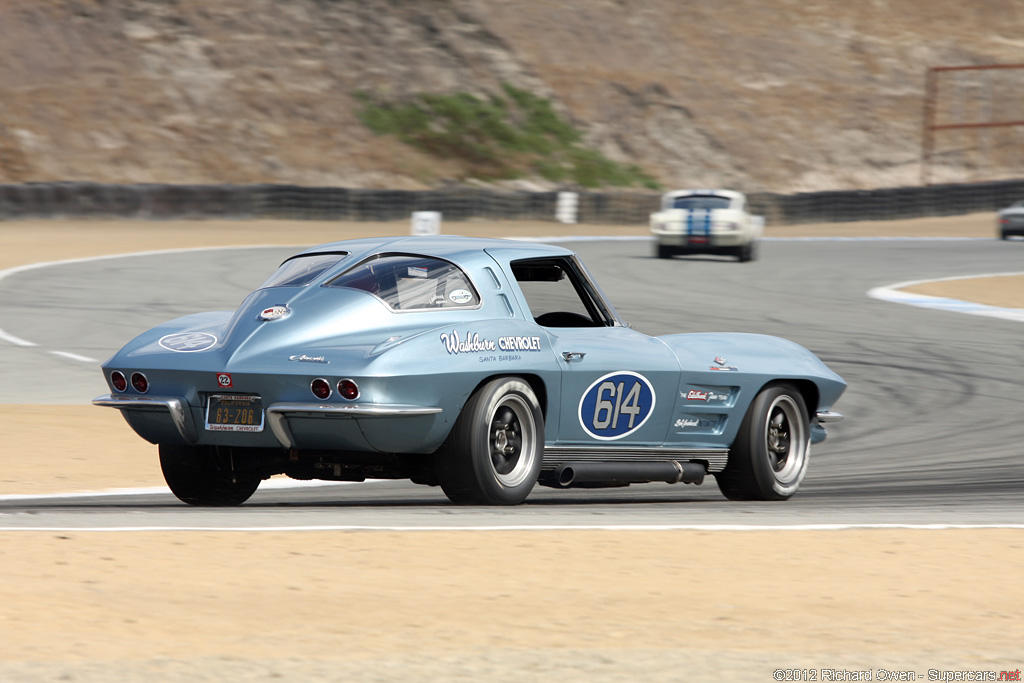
[0,213,1022,681]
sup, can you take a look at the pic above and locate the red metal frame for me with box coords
[921,64,1024,185]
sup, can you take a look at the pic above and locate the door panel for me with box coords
[546,327,679,446]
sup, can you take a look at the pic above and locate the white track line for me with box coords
[0,245,295,356]
[0,478,362,502]
[0,523,1021,532]
[869,271,1024,322]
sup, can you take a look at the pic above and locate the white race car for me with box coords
[650,189,764,262]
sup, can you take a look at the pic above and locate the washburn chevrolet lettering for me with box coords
[93,235,845,507]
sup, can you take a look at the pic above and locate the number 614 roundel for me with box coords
[578,371,657,440]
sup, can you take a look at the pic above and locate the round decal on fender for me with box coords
[578,371,656,441]
[159,332,218,353]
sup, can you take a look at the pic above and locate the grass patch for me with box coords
[354,85,659,189]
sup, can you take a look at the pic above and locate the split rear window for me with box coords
[258,253,348,288]
[325,254,480,311]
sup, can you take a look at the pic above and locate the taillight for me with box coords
[337,379,359,400]
[111,371,127,392]
[310,378,331,400]
[130,372,149,393]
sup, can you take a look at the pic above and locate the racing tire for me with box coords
[159,444,262,506]
[736,241,757,262]
[435,377,544,505]
[715,384,810,501]
[656,243,674,259]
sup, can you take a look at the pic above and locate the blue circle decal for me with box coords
[578,371,656,441]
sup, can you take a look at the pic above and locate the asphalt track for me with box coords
[1,237,1023,528]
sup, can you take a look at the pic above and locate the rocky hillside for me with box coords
[2,0,1024,192]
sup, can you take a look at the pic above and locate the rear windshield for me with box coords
[325,254,480,311]
[670,196,731,210]
[258,253,347,288]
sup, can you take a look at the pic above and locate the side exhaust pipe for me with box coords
[552,461,705,488]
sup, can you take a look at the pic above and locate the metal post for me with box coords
[921,68,938,186]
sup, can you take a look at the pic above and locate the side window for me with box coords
[325,254,480,311]
[511,258,604,327]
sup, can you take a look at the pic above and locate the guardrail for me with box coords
[2,179,1023,224]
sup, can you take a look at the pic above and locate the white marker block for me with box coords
[411,211,442,235]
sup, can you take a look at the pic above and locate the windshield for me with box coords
[670,196,731,210]
[258,253,348,288]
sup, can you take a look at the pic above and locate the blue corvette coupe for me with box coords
[94,235,845,506]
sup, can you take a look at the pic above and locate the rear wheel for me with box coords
[435,377,543,505]
[159,444,262,506]
[716,384,809,500]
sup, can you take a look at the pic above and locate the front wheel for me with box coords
[159,444,262,506]
[716,384,810,501]
[736,240,758,262]
[435,377,544,505]
[655,243,674,259]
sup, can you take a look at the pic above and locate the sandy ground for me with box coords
[1,530,1021,681]
[1,213,1022,681]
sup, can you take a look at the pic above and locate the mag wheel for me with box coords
[435,377,544,505]
[159,444,262,506]
[716,384,809,501]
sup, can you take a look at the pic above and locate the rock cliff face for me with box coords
[2,0,1023,192]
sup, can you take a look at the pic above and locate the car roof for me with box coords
[294,234,576,263]
[662,189,743,201]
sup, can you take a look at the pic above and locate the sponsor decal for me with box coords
[159,332,218,353]
[448,289,473,305]
[710,355,739,371]
[259,305,290,321]
[216,372,233,388]
[498,335,542,352]
[578,371,656,441]
[683,388,730,402]
[674,415,723,432]
[289,354,329,364]
[440,330,496,354]
[206,423,262,433]
[440,331,541,356]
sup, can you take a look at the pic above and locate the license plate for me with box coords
[205,394,264,433]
